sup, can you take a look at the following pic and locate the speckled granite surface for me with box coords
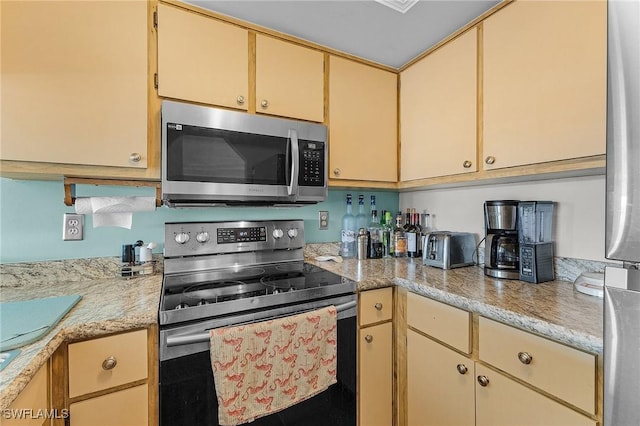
[1,246,605,410]
[304,244,603,355]
[0,260,162,410]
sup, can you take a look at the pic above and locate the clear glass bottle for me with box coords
[341,194,357,258]
[393,211,408,258]
[368,196,383,258]
[356,194,368,231]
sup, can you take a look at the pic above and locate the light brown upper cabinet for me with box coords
[400,29,477,181]
[329,57,397,182]
[0,0,148,170]
[255,35,324,122]
[482,0,606,170]
[156,3,249,111]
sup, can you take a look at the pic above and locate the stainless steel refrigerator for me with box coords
[604,1,640,425]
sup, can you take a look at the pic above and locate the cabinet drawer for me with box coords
[359,287,393,326]
[479,317,596,414]
[407,292,470,353]
[69,329,148,398]
[69,384,148,426]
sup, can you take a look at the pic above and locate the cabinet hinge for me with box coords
[154,73,159,89]
[153,9,158,29]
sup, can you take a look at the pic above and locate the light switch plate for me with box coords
[318,211,329,230]
[63,213,84,241]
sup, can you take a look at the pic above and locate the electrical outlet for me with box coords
[318,210,329,230]
[63,213,84,241]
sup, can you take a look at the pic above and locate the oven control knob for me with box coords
[196,231,210,243]
[175,232,190,244]
[273,229,284,239]
[287,228,298,239]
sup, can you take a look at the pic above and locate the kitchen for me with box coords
[0,0,637,425]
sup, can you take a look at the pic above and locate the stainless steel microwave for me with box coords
[161,100,328,207]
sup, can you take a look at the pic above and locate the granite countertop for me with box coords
[304,250,603,356]
[0,250,605,410]
[0,264,162,410]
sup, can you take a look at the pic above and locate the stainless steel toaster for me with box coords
[422,231,476,269]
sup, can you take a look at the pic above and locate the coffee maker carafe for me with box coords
[484,200,520,279]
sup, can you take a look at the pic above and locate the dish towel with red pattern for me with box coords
[209,305,338,426]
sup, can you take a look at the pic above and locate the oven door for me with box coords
[159,295,356,426]
[161,100,327,206]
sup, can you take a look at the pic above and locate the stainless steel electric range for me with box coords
[158,219,357,426]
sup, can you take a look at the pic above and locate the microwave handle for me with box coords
[287,129,299,198]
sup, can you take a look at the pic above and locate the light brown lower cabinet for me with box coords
[50,326,157,426]
[407,329,474,426]
[69,385,148,426]
[404,291,600,426]
[358,288,393,426]
[475,363,595,426]
[3,362,50,426]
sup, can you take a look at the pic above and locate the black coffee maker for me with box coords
[484,200,520,279]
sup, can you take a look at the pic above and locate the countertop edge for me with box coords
[395,278,602,354]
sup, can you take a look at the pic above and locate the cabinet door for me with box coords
[482,0,606,170]
[0,1,148,168]
[157,3,248,110]
[475,364,596,426]
[407,330,474,426]
[400,29,477,181]
[329,56,397,182]
[69,384,147,426]
[4,363,49,426]
[255,35,324,122]
[359,322,392,426]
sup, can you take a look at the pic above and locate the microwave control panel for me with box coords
[299,141,325,186]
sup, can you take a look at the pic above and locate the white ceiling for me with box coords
[183,0,501,69]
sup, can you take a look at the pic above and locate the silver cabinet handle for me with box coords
[364,335,373,343]
[456,364,468,375]
[374,303,383,311]
[102,356,118,371]
[129,153,142,162]
[261,99,269,109]
[477,375,490,387]
[463,160,472,168]
[485,156,496,165]
[237,95,245,105]
[518,351,533,365]
[333,168,341,177]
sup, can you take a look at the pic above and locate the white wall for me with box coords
[400,175,606,262]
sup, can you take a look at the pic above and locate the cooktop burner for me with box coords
[160,262,354,324]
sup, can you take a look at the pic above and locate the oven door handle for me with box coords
[165,300,356,347]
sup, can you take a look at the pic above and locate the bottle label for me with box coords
[341,230,356,243]
[407,233,417,253]
[395,237,407,255]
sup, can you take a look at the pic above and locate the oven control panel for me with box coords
[164,220,305,258]
[217,227,267,244]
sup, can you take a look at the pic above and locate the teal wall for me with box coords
[0,178,398,263]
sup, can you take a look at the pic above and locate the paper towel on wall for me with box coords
[75,196,156,229]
